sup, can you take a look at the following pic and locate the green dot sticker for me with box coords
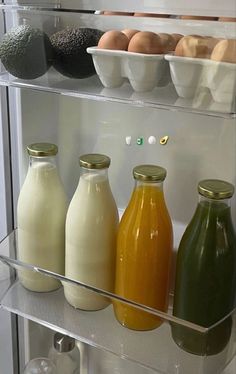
[137,137,143,145]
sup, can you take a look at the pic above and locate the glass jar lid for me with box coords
[27,143,58,157]
[133,165,167,182]
[198,179,234,199]
[79,154,111,169]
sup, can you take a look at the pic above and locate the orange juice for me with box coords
[114,165,173,330]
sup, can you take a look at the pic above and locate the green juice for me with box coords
[172,199,236,355]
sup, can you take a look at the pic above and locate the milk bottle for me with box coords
[17,143,68,292]
[64,154,119,310]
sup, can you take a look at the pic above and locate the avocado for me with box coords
[0,25,53,79]
[50,27,104,79]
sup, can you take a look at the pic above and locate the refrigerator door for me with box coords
[0,2,236,374]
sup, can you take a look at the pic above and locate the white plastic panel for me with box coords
[16,90,236,227]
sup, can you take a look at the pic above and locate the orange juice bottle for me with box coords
[114,165,173,330]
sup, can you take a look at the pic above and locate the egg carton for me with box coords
[87,47,171,92]
[165,54,236,104]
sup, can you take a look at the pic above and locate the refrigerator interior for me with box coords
[6,88,236,374]
[0,1,236,373]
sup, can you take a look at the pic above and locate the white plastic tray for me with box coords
[165,54,236,104]
[206,60,236,104]
[87,47,171,92]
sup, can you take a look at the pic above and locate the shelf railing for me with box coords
[0,5,235,118]
[0,71,235,119]
[2,0,236,18]
[0,230,236,374]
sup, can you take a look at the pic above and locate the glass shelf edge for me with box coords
[1,281,236,374]
[0,2,235,18]
[0,81,234,120]
[0,252,207,333]
[0,282,165,374]
[0,4,59,11]
[1,230,236,333]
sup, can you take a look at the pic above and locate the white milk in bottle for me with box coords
[17,143,68,292]
[64,154,119,310]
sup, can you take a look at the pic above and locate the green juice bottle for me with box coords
[172,179,236,355]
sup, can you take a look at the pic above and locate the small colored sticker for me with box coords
[160,136,169,145]
[137,137,143,145]
[125,136,132,145]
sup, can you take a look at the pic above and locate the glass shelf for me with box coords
[2,0,236,18]
[0,230,236,374]
[0,5,235,118]
[0,71,235,119]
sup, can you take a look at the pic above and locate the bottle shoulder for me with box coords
[48,347,80,373]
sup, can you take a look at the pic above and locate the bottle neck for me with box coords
[199,194,231,208]
[29,155,57,168]
[134,180,164,190]
[80,167,109,179]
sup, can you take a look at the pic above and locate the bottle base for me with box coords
[113,302,164,331]
[115,317,163,331]
[171,316,232,356]
[19,273,61,293]
[64,284,111,311]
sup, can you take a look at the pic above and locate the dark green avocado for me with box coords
[0,25,53,79]
[50,27,104,79]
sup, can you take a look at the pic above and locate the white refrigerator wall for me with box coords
[9,89,236,373]
[14,90,236,227]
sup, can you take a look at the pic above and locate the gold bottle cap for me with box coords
[27,143,58,157]
[79,154,111,169]
[198,179,235,200]
[133,165,167,182]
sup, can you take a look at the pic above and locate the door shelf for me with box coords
[0,5,236,118]
[0,71,235,119]
[0,230,236,374]
[3,0,236,18]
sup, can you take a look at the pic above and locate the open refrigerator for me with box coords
[0,1,236,373]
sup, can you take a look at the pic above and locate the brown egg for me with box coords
[122,29,139,41]
[171,33,184,46]
[175,35,219,58]
[180,15,218,21]
[158,33,177,52]
[218,17,236,22]
[211,39,236,63]
[103,11,134,16]
[128,31,163,54]
[206,37,221,51]
[98,30,129,50]
[133,13,170,18]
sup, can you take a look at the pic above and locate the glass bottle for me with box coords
[17,143,68,292]
[64,154,119,310]
[24,358,56,374]
[48,333,80,374]
[172,179,236,355]
[114,165,173,330]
